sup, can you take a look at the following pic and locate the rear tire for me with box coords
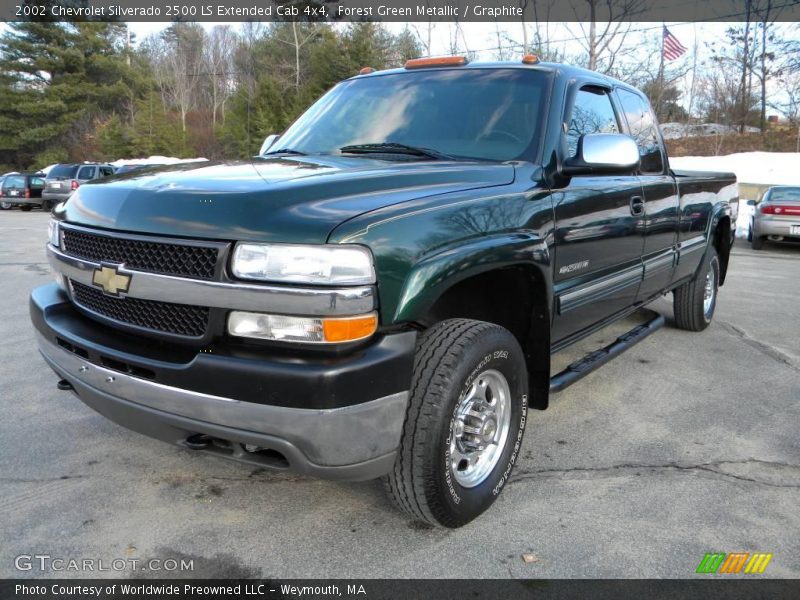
[751,233,764,250]
[385,319,528,528]
[0,201,12,210]
[20,205,32,212]
[673,247,719,332]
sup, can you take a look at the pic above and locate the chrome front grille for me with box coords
[62,227,220,280]
[70,280,209,338]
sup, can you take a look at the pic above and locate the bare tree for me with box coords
[273,22,321,91]
[771,70,800,151]
[697,63,746,130]
[411,0,436,56]
[565,0,645,72]
[751,0,784,133]
[204,25,237,129]
[233,21,265,154]
[518,0,530,54]
[150,23,206,134]
[493,20,510,61]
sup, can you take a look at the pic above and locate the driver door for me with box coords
[552,85,646,343]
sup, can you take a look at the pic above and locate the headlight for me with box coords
[228,311,378,344]
[231,243,375,285]
[48,219,60,248]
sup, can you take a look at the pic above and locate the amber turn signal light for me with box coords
[405,56,467,69]
[522,54,540,64]
[322,313,378,343]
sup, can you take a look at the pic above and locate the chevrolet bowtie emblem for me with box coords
[92,265,131,296]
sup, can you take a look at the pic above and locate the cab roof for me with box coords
[351,59,636,93]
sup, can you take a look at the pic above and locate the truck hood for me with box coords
[59,156,516,243]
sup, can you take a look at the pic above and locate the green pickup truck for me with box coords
[32,57,737,527]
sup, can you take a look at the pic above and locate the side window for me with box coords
[77,166,95,180]
[99,166,114,177]
[566,87,619,158]
[30,177,45,189]
[616,89,664,174]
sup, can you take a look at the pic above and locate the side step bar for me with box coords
[549,312,665,393]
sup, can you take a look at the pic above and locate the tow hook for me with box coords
[184,433,212,450]
[57,379,73,391]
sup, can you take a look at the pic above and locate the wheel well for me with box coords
[713,216,732,286]
[419,266,551,409]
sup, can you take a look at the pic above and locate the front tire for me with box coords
[385,319,528,528]
[673,247,720,331]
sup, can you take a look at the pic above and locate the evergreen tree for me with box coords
[0,20,135,168]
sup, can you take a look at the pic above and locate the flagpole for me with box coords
[658,23,665,119]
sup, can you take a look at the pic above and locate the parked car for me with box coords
[34,58,737,528]
[0,172,19,210]
[748,186,800,249]
[41,163,115,210]
[0,172,45,211]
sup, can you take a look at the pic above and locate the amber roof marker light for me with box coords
[359,67,375,75]
[522,54,540,65]
[405,56,468,69]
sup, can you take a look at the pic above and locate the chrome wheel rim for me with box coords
[703,265,716,316]
[449,369,511,488]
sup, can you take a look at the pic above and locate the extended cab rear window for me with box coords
[274,69,549,162]
[616,88,665,174]
[48,165,79,179]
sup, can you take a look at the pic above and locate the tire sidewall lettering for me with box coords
[443,348,526,506]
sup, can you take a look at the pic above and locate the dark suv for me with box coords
[0,172,45,211]
[42,163,115,209]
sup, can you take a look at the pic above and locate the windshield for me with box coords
[769,188,800,202]
[273,69,549,162]
[48,165,79,179]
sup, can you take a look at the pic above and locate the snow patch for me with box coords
[670,152,800,187]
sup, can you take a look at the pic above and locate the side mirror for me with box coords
[745,199,757,207]
[562,133,640,176]
[259,134,280,156]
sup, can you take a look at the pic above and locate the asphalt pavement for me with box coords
[1,210,798,579]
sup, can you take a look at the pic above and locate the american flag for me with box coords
[662,26,687,61]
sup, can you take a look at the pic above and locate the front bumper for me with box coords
[31,283,415,480]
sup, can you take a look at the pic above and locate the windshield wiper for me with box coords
[265,148,307,156]
[339,142,455,161]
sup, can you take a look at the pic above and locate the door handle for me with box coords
[630,196,645,216]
